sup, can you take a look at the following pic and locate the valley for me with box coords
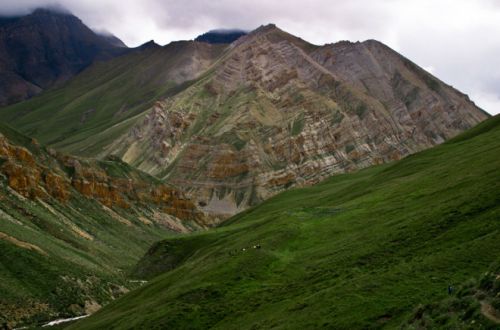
[0,6,498,330]
[69,114,500,329]
[0,123,204,328]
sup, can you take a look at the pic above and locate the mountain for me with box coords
[0,24,489,222]
[0,40,227,157]
[0,8,128,106]
[0,123,205,328]
[195,29,248,44]
[68,115,500,329]
[105,25,488,219]
[0,15,496,329]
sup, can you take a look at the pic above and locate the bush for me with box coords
[355,104,367,118]
[345,144,355,154]
[479,273,494,291]
[491,297,500,310]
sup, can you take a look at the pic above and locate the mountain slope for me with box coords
[0,124,205,328]
[70,115,500,329]
[0,8,127,106]
[0,40,226,156]
[0,24,488,221]
[107,24,488,219]
[404,261,500,329]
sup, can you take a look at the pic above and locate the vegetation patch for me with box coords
[331,110,344,125]
[355,103,368,118]
[403,261,500,329]
[291,113,305,136]
[345,144,355,154]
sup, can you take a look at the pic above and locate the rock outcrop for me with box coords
[0,129,205,226]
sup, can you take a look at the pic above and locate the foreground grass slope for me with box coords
[404,261,500,329]
[71,115,500,329]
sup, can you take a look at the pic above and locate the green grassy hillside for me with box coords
[0,124,203,329]
[403,261,500,329]
[0,42,225,157]
[71,115,500,329]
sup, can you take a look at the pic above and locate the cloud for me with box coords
[1,0,499,114]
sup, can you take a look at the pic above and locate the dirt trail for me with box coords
[480,302,500,324]
[0,232,47,255]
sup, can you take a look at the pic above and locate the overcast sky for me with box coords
[2,0,499,115]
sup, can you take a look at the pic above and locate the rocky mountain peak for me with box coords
[242,23,286,41]
[231,23,317,57]
[254,23,278,32]
[136,39,161,50]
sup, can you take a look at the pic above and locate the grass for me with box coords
[70,116,500,329]
[0,124,197,328]
[290,113,305,136]
[0,43,225,157]
[0,184,170,328]
[403,261,500,329]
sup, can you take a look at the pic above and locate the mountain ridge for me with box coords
[0,22,489,222]
[104,23,487,220]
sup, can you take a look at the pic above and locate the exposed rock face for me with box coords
[0,131,205,226]
[0,8,127,106]
[109,25,488,221]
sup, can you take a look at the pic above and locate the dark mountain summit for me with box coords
[98,32,128,48]
[195,29,247,44]
[135,39,161,50]
[0,8,128,106]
